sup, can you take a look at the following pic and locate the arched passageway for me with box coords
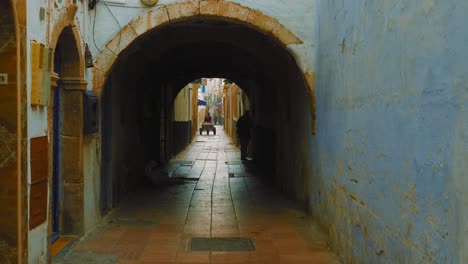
[0,0,20,262]
[49,26,87,239]
[57,5,338,263]
[99,17,315,208]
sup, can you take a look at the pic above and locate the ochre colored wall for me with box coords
[0,1,20,263]
[191,83,199,139]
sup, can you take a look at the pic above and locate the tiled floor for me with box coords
[54,127,340,264]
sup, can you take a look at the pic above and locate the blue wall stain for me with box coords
[312,0,468,262]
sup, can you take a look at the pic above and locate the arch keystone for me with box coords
[200,0,218,16]
[218,1,250,21]
[130,7,170,36]
[167,1,200,21]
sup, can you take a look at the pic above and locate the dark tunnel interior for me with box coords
[100,17,314,208]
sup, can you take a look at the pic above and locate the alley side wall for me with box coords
[314,0,468,262]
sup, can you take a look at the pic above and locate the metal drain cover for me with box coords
[190,237,255,251]
[53,252,118,264]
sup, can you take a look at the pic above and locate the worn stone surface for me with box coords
[61,90,83,137]
[129,7,170,36]
[167,1,200,22]
[200,0,218,16]
[92,69,105,96]
[92,1,305,84]
[246,9,278,33]
[190,237,255,252]
[61,182,84,235]
[53,128,339,263]
[94,47,117,73]
[61,136,83,184]
[218,1,250,21]
[105,24,138,56]
[272,23,303,45]
[49,10,84,79]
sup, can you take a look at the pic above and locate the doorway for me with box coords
[51,85,60,243]
[51,40,62,243]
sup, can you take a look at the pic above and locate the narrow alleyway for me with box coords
[53,127,339,264]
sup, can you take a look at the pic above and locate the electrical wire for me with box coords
[102,0,122,49]
[92,0,102,53]
[91,0,169,54]
[103,2,168,9]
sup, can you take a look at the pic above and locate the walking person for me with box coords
[204,111,212,123]
[236,110,253,161]
[213,112,219,125]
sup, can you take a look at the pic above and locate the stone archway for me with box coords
[48,3,87,241]
[49,2,83,78]
[92,0,316,133]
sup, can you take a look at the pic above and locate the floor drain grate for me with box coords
[190,237,255,252]
[54,252,118,264]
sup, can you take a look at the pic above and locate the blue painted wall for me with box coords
[313,0,468,262]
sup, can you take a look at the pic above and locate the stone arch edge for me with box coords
[92,0,316,134]
[49,3,85,79]
[45,2,88,253]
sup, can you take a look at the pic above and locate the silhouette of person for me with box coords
[236,110,253,161]
[204,112,212,123]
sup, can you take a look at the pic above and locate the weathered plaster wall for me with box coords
[27,226,47,263]
[26,0,48,262]
[83,135,101,232]
[26,0,92,262]
[173,85,193,155]
[174,86,190,122]
[90,0,317,73]
[314,0,468,262]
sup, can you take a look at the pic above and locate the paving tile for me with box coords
[176,252,210,263]
[54,127,338,264]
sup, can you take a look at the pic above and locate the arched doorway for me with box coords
[0,0,20,262]
[49,26,86,240]
[97,6,315,208]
